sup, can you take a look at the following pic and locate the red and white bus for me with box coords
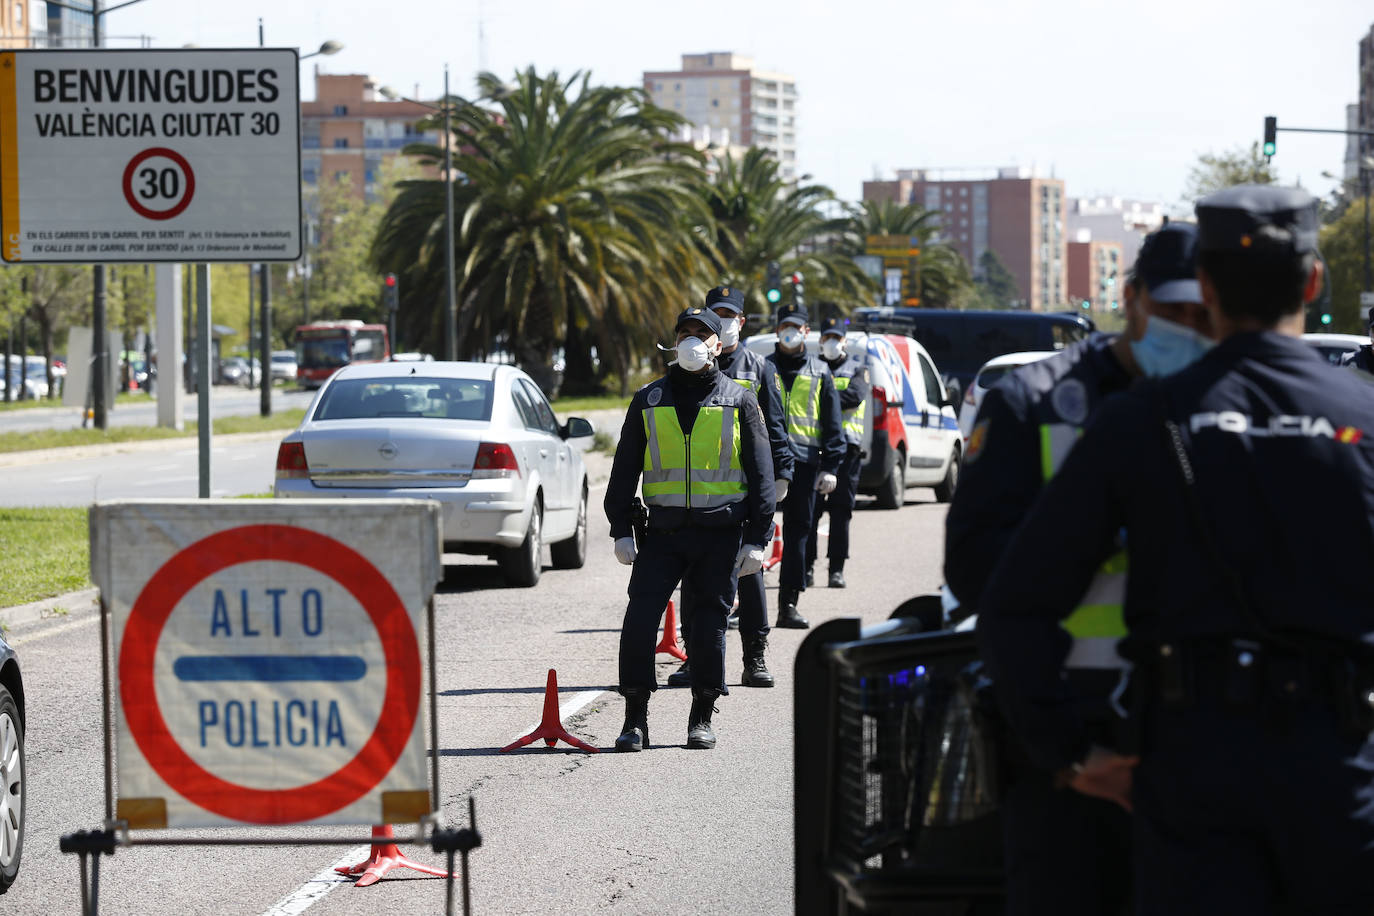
[294,320,390,388]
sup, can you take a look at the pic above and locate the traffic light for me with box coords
[383,273,399,311]
[765,261,782,304]
[1321,312,1333,326]
[1081,299,1091,310]
[791,271,805,308]
[1263,116,1277,158]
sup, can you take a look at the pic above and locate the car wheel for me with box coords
[934,448,960,504]
[875,449,905,510]
[498,499,543,587]
[550,483,588,570]
[0,684,23,894]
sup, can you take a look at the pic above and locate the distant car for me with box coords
[219,357,261,388]
[0,632,24,893]
[269,350,297,382]
[1302,332,1368,366]
[957,351,1059,439]
[274,361,595,587]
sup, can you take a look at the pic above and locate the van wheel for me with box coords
[934,449,960,503]
[550,483,588,570]
[498,500,543,587]
[875,449,905,510]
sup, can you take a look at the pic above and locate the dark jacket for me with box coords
[1340,344,1374,374]
[976,332,1374,771]
[718,345,795,483]
[767,347,845,473]
[604,364,775,547]
[944,334,1131,611]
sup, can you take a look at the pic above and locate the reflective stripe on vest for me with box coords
[785,369,823,450]
[1039,422,1129,672]
[733,370,759,393]
[834,375,866,445]
[641,405,746,509]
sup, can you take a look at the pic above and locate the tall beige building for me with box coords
[643,52,799,180]
[0,1,34,47]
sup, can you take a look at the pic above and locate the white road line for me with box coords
[261,688,606,916]
[8,613,99,646]
[147,464,179,472]
[52,475,91,484]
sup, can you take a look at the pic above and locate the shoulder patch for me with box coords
[646,386,662,407]
[1050,378,1088,426]
[965,419,989,464]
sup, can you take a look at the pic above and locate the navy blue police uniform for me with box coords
[806,316,871,587]
[605,308,775,705]
[675,286,795,689]
[977,186,1374,913]
[767,303,845,627]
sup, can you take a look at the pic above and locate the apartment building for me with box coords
[1066,238,1124,313]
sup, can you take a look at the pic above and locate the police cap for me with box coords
[1135,222,1201,304]
[675,306,724,338]
[1195,185,1319,256]
[776,302,809,328]
[819,316,847,338]
[704,285,745,314]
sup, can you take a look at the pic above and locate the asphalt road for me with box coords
[0,386,315,434]
[0,481,950,915]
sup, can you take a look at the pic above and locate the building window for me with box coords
[333,138,349,148]
[711,99,719,107]
[334,171,349,183]
[333,105,348,116]
[302,168,317,184]
[960,187,967,196]
[14,2,21,24]
[674,82,681,91]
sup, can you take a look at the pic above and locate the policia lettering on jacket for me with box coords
[604,307,775,752]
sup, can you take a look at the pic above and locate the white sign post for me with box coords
[1,49,301,263]
[91,500,442,829]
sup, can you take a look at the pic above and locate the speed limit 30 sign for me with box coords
[0,49,301,263]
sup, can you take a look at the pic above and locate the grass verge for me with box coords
[550,394,631,413]
[0,507,89,607]
[0,391,149,414]
[0,408,305,454]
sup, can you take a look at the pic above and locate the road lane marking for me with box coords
[52,475,92,483]
[7,613,99,646]
[147,464,179,472]
[261,688,607,915]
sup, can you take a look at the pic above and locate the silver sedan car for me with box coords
[274,361,594,586]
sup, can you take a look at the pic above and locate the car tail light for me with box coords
[275,441,309,479]
[964,381,978,406]
[473,441,520,478]
[872,385,888,410]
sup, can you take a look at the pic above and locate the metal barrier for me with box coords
[795,615,1005,915]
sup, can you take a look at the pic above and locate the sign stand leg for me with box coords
[431,796,482,916]
[59,829,116,916]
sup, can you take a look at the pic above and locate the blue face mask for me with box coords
[1128,315,1214,379]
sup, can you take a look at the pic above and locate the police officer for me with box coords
[767,303,844,628]
[945,221,1212,915]
[977,185,1374,913]
[605,307,775,751]
[806,317,870,589]
[1339,313,1374,372]
[670,286,794,689]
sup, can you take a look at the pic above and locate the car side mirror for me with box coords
[561,416,594,440]
[944,381,962,407]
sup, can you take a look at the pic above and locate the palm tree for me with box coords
[842,199,973,308]
[372,68,716,393]
[702,148,876,321]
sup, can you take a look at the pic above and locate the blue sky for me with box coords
[99,0,1373,209]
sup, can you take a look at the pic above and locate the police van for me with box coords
[744,331,963,507]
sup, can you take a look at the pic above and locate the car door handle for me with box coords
[557,451,567,461]
[539,448,549,458]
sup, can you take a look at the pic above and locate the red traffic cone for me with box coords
[335,824,450,887]
[654,599,688,661]
[761,523,783,571]
[500,668,599,753]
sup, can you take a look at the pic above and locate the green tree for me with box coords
[1183,142,1278,201]
[974,250,1020,308]
[1318,196,1372,333]
[841,199,973,307]
[373,68,712,393]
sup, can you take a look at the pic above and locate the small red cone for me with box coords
[654,599,688,661]
[761,523,783,571]
[500,668,599,753]
[335,824,450,887]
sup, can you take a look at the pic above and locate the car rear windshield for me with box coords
[313,377,495,421]
[975,365,1018,388]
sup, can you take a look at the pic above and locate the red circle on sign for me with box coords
[121,147,196,221]
[118,525,421,824]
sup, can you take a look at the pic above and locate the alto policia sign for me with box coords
[91,500,442,829]
[0,49,301,264]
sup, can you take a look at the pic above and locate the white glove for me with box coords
[613,536,637,565]
[774,478,789,502]
[734,543,766,577]
[816,472,838,495]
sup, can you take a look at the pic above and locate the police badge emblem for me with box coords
[1051,379,1089,426]
[647,386,662,406]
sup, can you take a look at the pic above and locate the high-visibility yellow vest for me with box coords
[641,405,747,509]
[783,365,824,452]
[1040,422,1129,672]
[833,373,867,446]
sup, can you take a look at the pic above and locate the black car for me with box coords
[0,634,22,893]
[852,308,1095,391]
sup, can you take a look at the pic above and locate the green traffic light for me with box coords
[1321,313,1333,325]
[1263,142,1276,156]
[1081,300,1090,310]
[766,289,781,303]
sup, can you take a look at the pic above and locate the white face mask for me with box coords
[821,337,845,360]
[718,316,740,348]
[675,336,713,372]
[778,327,805,351]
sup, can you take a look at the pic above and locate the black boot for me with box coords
[742,635,775,688]
[829,560,846,589]
[665,660,692,687]
[615,688,650,752]
[775,588,810,629]
[687,689,719,749]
